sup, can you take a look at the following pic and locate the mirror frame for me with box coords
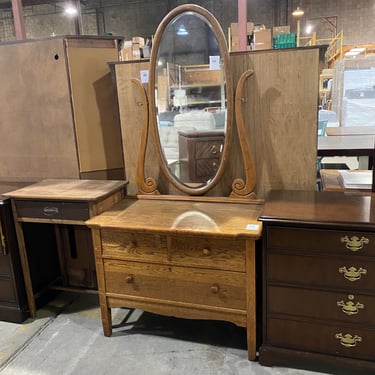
[148,4,233,195]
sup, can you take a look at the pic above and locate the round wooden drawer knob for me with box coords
[211,284,219,294]
[125,275,134,284]
[202,248,211,256]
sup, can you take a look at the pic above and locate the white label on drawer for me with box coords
[246,224,259,230]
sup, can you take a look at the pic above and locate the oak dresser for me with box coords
[259,190,375,374]
[86,196,263,360]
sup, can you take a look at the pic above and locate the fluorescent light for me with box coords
[345,51,360,57]
[64,5,78,16]
[292,6,304,17]
[177,24,188,36]
[350,47,366,53]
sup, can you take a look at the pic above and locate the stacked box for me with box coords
[272,33,296,49]
[230,22,254,52]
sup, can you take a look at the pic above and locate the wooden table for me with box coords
[318,135,375,157]
[4,179,127,317]
[326,126,375,136]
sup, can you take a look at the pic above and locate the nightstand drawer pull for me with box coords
[43,206,59,216]
[335,333,362,348]
[337,295,364,315]
[338,266,367,281]
[210,145,218,154]
[125,275,134,284]
[340,235,369,252]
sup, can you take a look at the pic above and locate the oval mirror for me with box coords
[149,4,232,195]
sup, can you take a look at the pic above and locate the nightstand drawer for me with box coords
[15,200,89,221]
[268,253,375,292]
[266,226,375,256]
[196,158,220,177]
[104,259,246,310]
[0,278,16,302]
[195,141,223,159]
[267,285,375,326]
[267,317,375,362]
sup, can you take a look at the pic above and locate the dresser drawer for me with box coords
[168,236,245,271]
[101,230,246,272]
[196,158,220,178]
[195,141,223,159]
[103,259,246,310]
[266,226,375,256]
[267,317,375,362]
[267,253,375,293]
[267,285,375,326]
[15,200,89,221]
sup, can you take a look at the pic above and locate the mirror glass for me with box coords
[154,10,227,188]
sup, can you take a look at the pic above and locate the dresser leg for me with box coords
[100,302,112,336]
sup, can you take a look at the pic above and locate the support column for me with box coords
[11,0,26,40]
[238,0,247,51]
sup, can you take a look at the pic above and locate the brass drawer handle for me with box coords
[335,333,362,348]
[341,235,369,252]
[202,248,211,256]
[0,223,6,255]
[42,206,59,216]
[125,275,134,284]
[210,145,218,154]
[337,294,364,316]
[338,266,367,281]
[211,284,219,294]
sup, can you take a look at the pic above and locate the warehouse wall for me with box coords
[0,0,373,46]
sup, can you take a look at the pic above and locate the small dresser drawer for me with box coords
[15,200,89,221]
[101,229,168,262]
[195,141,223,159]
[104,259,246,310]
[268,285,375,326]
[168,236,245,271]
[268,253,375,292]
[196,158,220,178]
[266,226,375,256]
[267,317,375,362]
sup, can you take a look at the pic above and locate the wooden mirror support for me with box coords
[134,4,256,198]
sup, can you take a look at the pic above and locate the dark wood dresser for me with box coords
[0,183,29,322]
[178,130,224,183]
[259,190,375,374]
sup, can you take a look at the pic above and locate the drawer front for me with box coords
[15,200,89,221]
[196,158,220,178]
[0,278,16,302]
[267,285,375,326]
[267,317,375,361]
[101,230,168,262]
[266,226,375,256]
[103,259,246,310]
[195,140,223,159]
[0,254,11,275]
[267,253,375,292]
[101,230,246,272]
[168,236,245,271]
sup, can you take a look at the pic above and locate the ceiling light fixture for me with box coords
[177,24,188,36]
[64,5,78,16]
[292,6,304,17]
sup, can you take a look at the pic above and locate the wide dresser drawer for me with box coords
[100,229,246,271]
[266,226,375,256]
[267,317,375,362]
[103,259,246,310]
[267,253,375,292]
[268,285,375,326]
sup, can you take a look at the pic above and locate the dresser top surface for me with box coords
[86,197,263,238]
[260,190,375,227]
[3,179,127,201]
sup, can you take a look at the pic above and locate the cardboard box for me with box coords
[253,29,272,50]
[230,22,254,35]
[272,26,291,37]
[132,36,144,46]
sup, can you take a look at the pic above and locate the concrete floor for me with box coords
[0,293,329,375]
